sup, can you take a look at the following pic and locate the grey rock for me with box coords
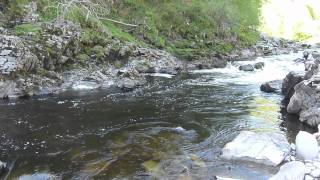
[239,64,254,71]
[282,72,304,104]
[269,161,306,180]
[0,161,6,174]
[0,35,40,76]
[287,81,316,114]
[260,82,277,93]
[221,131,290,166]
[254,62,265,69]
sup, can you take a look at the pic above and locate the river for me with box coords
[0,51,315,179]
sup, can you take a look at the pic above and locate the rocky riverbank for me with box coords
[0,16,309,99]
[282,50,320,127]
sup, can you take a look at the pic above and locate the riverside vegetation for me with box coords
[0,0,268,98]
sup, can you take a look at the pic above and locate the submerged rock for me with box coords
[221,131,290,166]
[239,64,254,71]
[269,161,306,180]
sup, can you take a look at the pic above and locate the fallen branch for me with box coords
[98,17,138,27]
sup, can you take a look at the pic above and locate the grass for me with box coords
[14,23,42,36]
[6,0,263,60]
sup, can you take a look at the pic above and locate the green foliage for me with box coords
[14,23,42,36]
[294,32,312,41]
[110,0,262,59]
[5,0,262,60]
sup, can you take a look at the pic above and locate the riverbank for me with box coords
[0,17,309,99]
[0,1,310,99]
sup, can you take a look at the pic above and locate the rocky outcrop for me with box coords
[128,48,184,74]
[282,71,304,104]
[221,131,290,166]
[35,20,81,71]
[282,50,320,127]
[0,35,40,77]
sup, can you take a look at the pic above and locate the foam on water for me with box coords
[192,52,305,85]
[145,73,174,78]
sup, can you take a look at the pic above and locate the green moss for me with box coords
[14,23,42,36]
[75,54,90,65]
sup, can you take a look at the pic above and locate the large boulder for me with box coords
[287,81,317,114]
[221,131,290,166]
[295,131,318,161]
[282,72,304,104]
[269,161,306,180]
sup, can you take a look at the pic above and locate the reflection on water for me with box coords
[0,51,313,179]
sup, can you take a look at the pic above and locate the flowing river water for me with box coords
[0,51,316,179]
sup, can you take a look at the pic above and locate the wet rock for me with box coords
[0,161,6,174]
[304,51,310,60]
[221,131,290,166]
[116,69,146,90]
[254,62,265,69]
[281,72,304,104]
[269,161,306,180]
[295,131,318,161]
[129,48,183,74]
[239,64,254,71]
[260,82,276,93]
[287,81,316,114]
[260,80,282,94]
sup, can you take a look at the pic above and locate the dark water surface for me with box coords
[0,52,315,179]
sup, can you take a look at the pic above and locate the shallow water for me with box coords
[0,51,315,179]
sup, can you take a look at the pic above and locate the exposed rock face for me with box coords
[269,161,306,180]
[282,50,320,127]
[239,64,254,71]
[282,71,304,104]
[221,131,290,166]
[0,35,40,77]
[35,20,81,71]
[128,48,183,74]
